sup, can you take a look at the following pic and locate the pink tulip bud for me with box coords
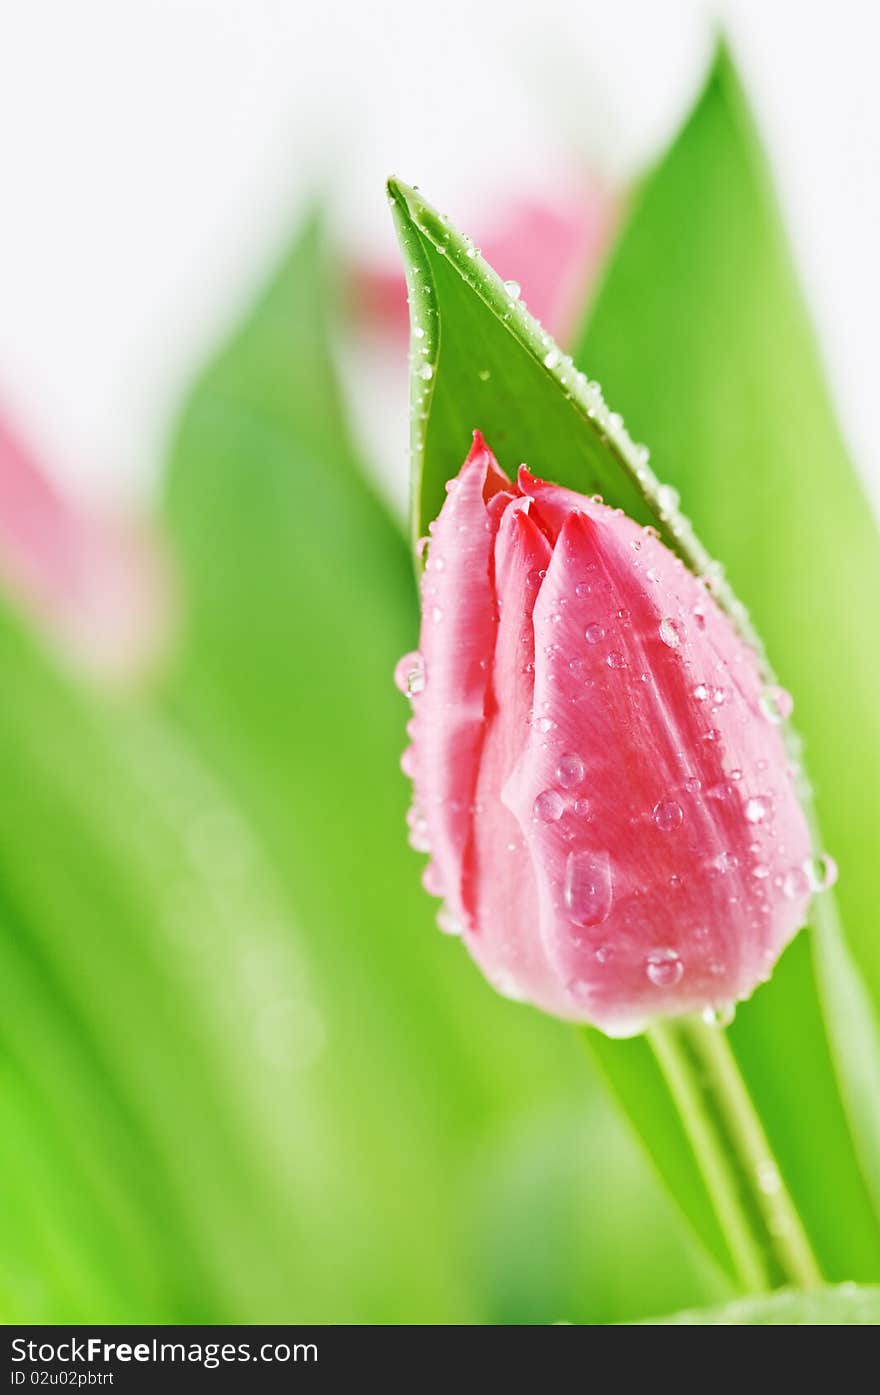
[396,434,829,1036]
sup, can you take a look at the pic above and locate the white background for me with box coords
[0,0,877,513]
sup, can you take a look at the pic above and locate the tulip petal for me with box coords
[409,434,512,924]
[463,498,567,1006]
[504,503,812,1034]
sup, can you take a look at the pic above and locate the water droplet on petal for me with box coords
[659,616,686,648]
[585,622,605,644]
[422,863,443,896]
[557,753,585,789]
[533,789,564,822]
[437,907,463,936]
[653,799,683,831]
[400,746,417,778]
[606,650,627,669]
[573,798,592,818]
[760,685,794,724]
[745,795,772,824]
[492,969,525,1001]
[564,850,613,927]
[707,782,733,802]
[752,862,770,880]
[712,850,739,874]
[783,866,809,899]
[646,949,683,987]
[693,684,709,701]
[394,651,425,697]
[406,807,431,853]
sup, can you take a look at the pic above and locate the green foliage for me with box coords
[644,1283,880,1325]
[577,46,880,1277]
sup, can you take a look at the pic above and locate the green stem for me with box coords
[647,1016,822,1292]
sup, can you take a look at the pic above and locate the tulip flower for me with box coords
[0,410,171,682]
[396,433,829,1037]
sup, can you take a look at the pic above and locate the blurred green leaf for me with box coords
[642,1284,880,1325]
[0,608,347,1321]
[576,45,880,1278]
[161,213,714,1321]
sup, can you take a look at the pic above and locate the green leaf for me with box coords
[389,175,749,633]
[642,1283,880,1325]
[161,213,716,1321]
[0,608,339,1320]
[576,44,880,1276]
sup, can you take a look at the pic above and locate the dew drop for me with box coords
[563,850,613,927]
[585,622,605,644]
[759,685,794,724]
[431,605,443,625]
[422,863,443,896]
[406,808,431,853]
[653,799,683,831]
[803,853,838,893]
[492,970,525,1001]
[400,746,417,778]
[659,616,686,649]
[745,795,772,824]
[543,349,560,368]
[606,650,627,670]
[646,949,683,987]
[756,1160,782,1195]
[394,651,425,697]
[436,907,463,936]
[752,862,770,880]
[503,279,521,299]
[783,866,809,900]
[478,368,491,381]
[707,782,733,801]
[533,789,564,822]
[693,684,709,701]
[418,362,434,381]
[557,753,585,789]
[702,1002,736,1028]
[656,483,680,513]
[573,798,592,818]
[712,850,739,874]
[535,716,555,734]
